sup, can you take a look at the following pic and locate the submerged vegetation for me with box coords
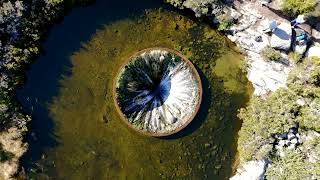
[3,0,318,178]
[27,9,253,179]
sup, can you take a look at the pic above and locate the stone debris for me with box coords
[274,125,302,156]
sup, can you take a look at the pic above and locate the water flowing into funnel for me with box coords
[114,48,202,136]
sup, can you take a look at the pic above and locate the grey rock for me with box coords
[229,7,241,20]
[290,138,298,145]
[296,98,305,106]
[287,132,295,140]
[270,22,292,51]
[255,35,263,42]
[306,45,320,57]
[276,133,288,140]
[278,140,286,147]
[294,43,307,55]
[287,143,296,149]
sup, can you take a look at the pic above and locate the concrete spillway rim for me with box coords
[112,47,202,137]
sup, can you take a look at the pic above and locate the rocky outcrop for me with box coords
[226,4,292,96]
[270,22,292,51]
[166,0,223,17]
[0,0,62,179]
[293,43,307,55]
[247,53,290,95]
[306,45,320,57]
[230,159,268,180]
[300,130,320,163]
[274,124,301,156]
[0,128,27,180]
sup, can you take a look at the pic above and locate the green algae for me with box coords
[38,9,252,179]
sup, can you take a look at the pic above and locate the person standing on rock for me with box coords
[260,0,271,7]
[263,20,278,34]
[291,15,306,27]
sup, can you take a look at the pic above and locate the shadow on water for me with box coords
[16,0,165,170]
[163,66,210,140]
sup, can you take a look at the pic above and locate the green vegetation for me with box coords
[216,8,235,32]
[288,51,302,64]
[237,57,320,178]
[0,144,14,163]
[239,59,250,73]
[164,0,223,17]
[261,46,282,62]
[0,0,63,131]
[26,9,252,179]
[218,21,232,31]
[265,148,320,180]
[282,0,318,16]
[165,0,184,7]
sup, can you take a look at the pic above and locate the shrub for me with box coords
[0,145,14,162]
[265,149,319,180]
[165,0,184,8]
[288,52,302,64]
[239,59,251,73]
[218,21,231,31]
[309,56,320,65]
[216,9,234,32]
[261,46,282,61]
[310,66,320,86]
[238,59,320,161]
[282,0,318,16]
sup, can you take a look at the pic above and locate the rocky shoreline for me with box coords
[167,0,320,179]
[220,1,320,179]
[0,0,63,179]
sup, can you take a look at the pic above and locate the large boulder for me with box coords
[270,22,292,51]
[306,45,320,58]
[231,160,268,180]
[312,28,320,42]
[294,43,307,55]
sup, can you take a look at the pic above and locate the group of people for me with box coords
[260,0,308,45]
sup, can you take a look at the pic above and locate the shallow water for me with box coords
[17,1,252,179]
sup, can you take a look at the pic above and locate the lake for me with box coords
[17,0,252,179]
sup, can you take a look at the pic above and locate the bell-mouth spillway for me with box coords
[113,48,202,136]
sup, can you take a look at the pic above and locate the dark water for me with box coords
[17,0,164,172]
[17,0,252,179]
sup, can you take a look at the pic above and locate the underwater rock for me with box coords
[114,48,202,136]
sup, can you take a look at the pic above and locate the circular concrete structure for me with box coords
[113,48,202,136]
